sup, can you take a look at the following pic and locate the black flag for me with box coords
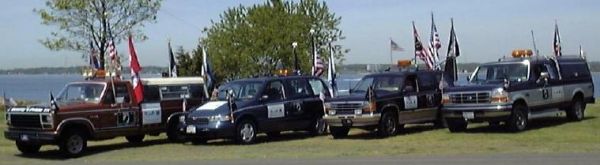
[168,41,178,77]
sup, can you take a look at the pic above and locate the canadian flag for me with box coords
[128,34,144,104]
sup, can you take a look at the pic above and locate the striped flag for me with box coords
[553,21,562,57]
[430,13,441,69]
[89,41,100,69]
[413,22,435,70]
[312,45,324,77]
[128,34,144,104]
[390,39,404,51]
[201,46,216,99]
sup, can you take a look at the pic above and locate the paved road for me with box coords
[14,153,598,165]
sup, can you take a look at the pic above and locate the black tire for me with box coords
[235,119,257,144]
[507,104,528,132]
[266,131,281,137]
[59,131,87,157]
[377,111,398,137]
[330,126,349,139]
[167,120,186,142]
[308,116,327,136]
[447,119,468,132]
[16,142,41,154]
[125,135,145,143]
[566,97,585,121]
[191,138,208,145]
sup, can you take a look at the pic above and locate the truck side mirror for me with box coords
[537,72,549,84]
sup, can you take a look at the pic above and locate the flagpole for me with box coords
[530,30,539,56]
[412,21,418,69]
[310,29,316,75]
[389,38,393,65]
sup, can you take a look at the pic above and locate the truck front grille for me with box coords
[10,114,42,128]
[331,102,363,115]
[187,117,209,125]
[450,92,490,104]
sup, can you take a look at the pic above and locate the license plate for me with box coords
[186,125,196,134]
[462,112,475,119]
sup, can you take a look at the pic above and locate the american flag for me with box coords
[413,22,435,70]
[89,41,100,69]
[553,22,562,57]
[312,45,324,77]
[108,39,117,60]
[390,39,404,51]
[430,13,441,67]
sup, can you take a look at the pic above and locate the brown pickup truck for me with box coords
[4,77,206,157]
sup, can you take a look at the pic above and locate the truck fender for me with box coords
[56,118,95,136]
[167,112,188,124]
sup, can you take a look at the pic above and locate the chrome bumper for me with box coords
[442,104,512,119]
[323,113,381,127]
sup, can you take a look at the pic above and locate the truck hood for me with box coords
[188,100,254,117]
[327,93,366,102]
[445,84,502,93]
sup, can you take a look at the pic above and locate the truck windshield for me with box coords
[471,63,529,83]
[351,76,403,93]
[57,83,106,104]
[216,81,262,101]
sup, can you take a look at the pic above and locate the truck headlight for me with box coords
[441,94,450,104]
[491,88,509,103]
[5,113,10,125]
[41,114,53,123]
[328,110,336,115]
[362,101,376,113]
[208,114,231,122]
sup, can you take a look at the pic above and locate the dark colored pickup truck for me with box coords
[4,77,206,157]
[323,70,445,138]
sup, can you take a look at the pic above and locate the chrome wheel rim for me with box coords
[385,116,396,134]
[575,102,583,119]
[67,135,83,154]
[516,112,526,130]
[240,123,254,142]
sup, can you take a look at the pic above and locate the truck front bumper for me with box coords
[323,113,381,127]
[4,129,58,144]
[442,104,512,122]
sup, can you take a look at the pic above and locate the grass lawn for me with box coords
[1,102,600,163]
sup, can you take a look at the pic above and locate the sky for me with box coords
[0,0,599,69]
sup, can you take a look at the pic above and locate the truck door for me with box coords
[261,80,288,132]
[399,75,419,124]
[100,83,139,135]
[285,78,319,130]
[415,73,439,122]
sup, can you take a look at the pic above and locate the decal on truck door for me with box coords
[141,103,162,125]
[404,96,418,109]
[117,111,136,126]
[267,104,285,118]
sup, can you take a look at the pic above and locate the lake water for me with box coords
[2,73,600,103]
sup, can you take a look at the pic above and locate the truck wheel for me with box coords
[566,97,585,121]
[308,116,327,136]
[377,111,398,137]
[507,104,528,132]
[125,135,145,143]
[329,126,349,139]
[447,119,467,132]
[59,131,87,157]
[16,142,41,154]
[167,121,186,142]
[235,119,256,144]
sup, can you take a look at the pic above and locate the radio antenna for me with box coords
[531,30,540,56]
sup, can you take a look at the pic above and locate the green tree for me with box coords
[36,0,162,69]
[175,45,203,76]
[201,0,347,83]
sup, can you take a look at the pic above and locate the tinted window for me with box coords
[560,63,591,79]
[216,81,262,101]
[160,86,189,99]
[373,76,402,92]
[309,79,330,96]
[143,85,161,102]
[287,78,312,98]
[189,85,204,99]
[264,81,285,101]
[114,84,131,103]
[417,74,437,91]
[471,63,528,83]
